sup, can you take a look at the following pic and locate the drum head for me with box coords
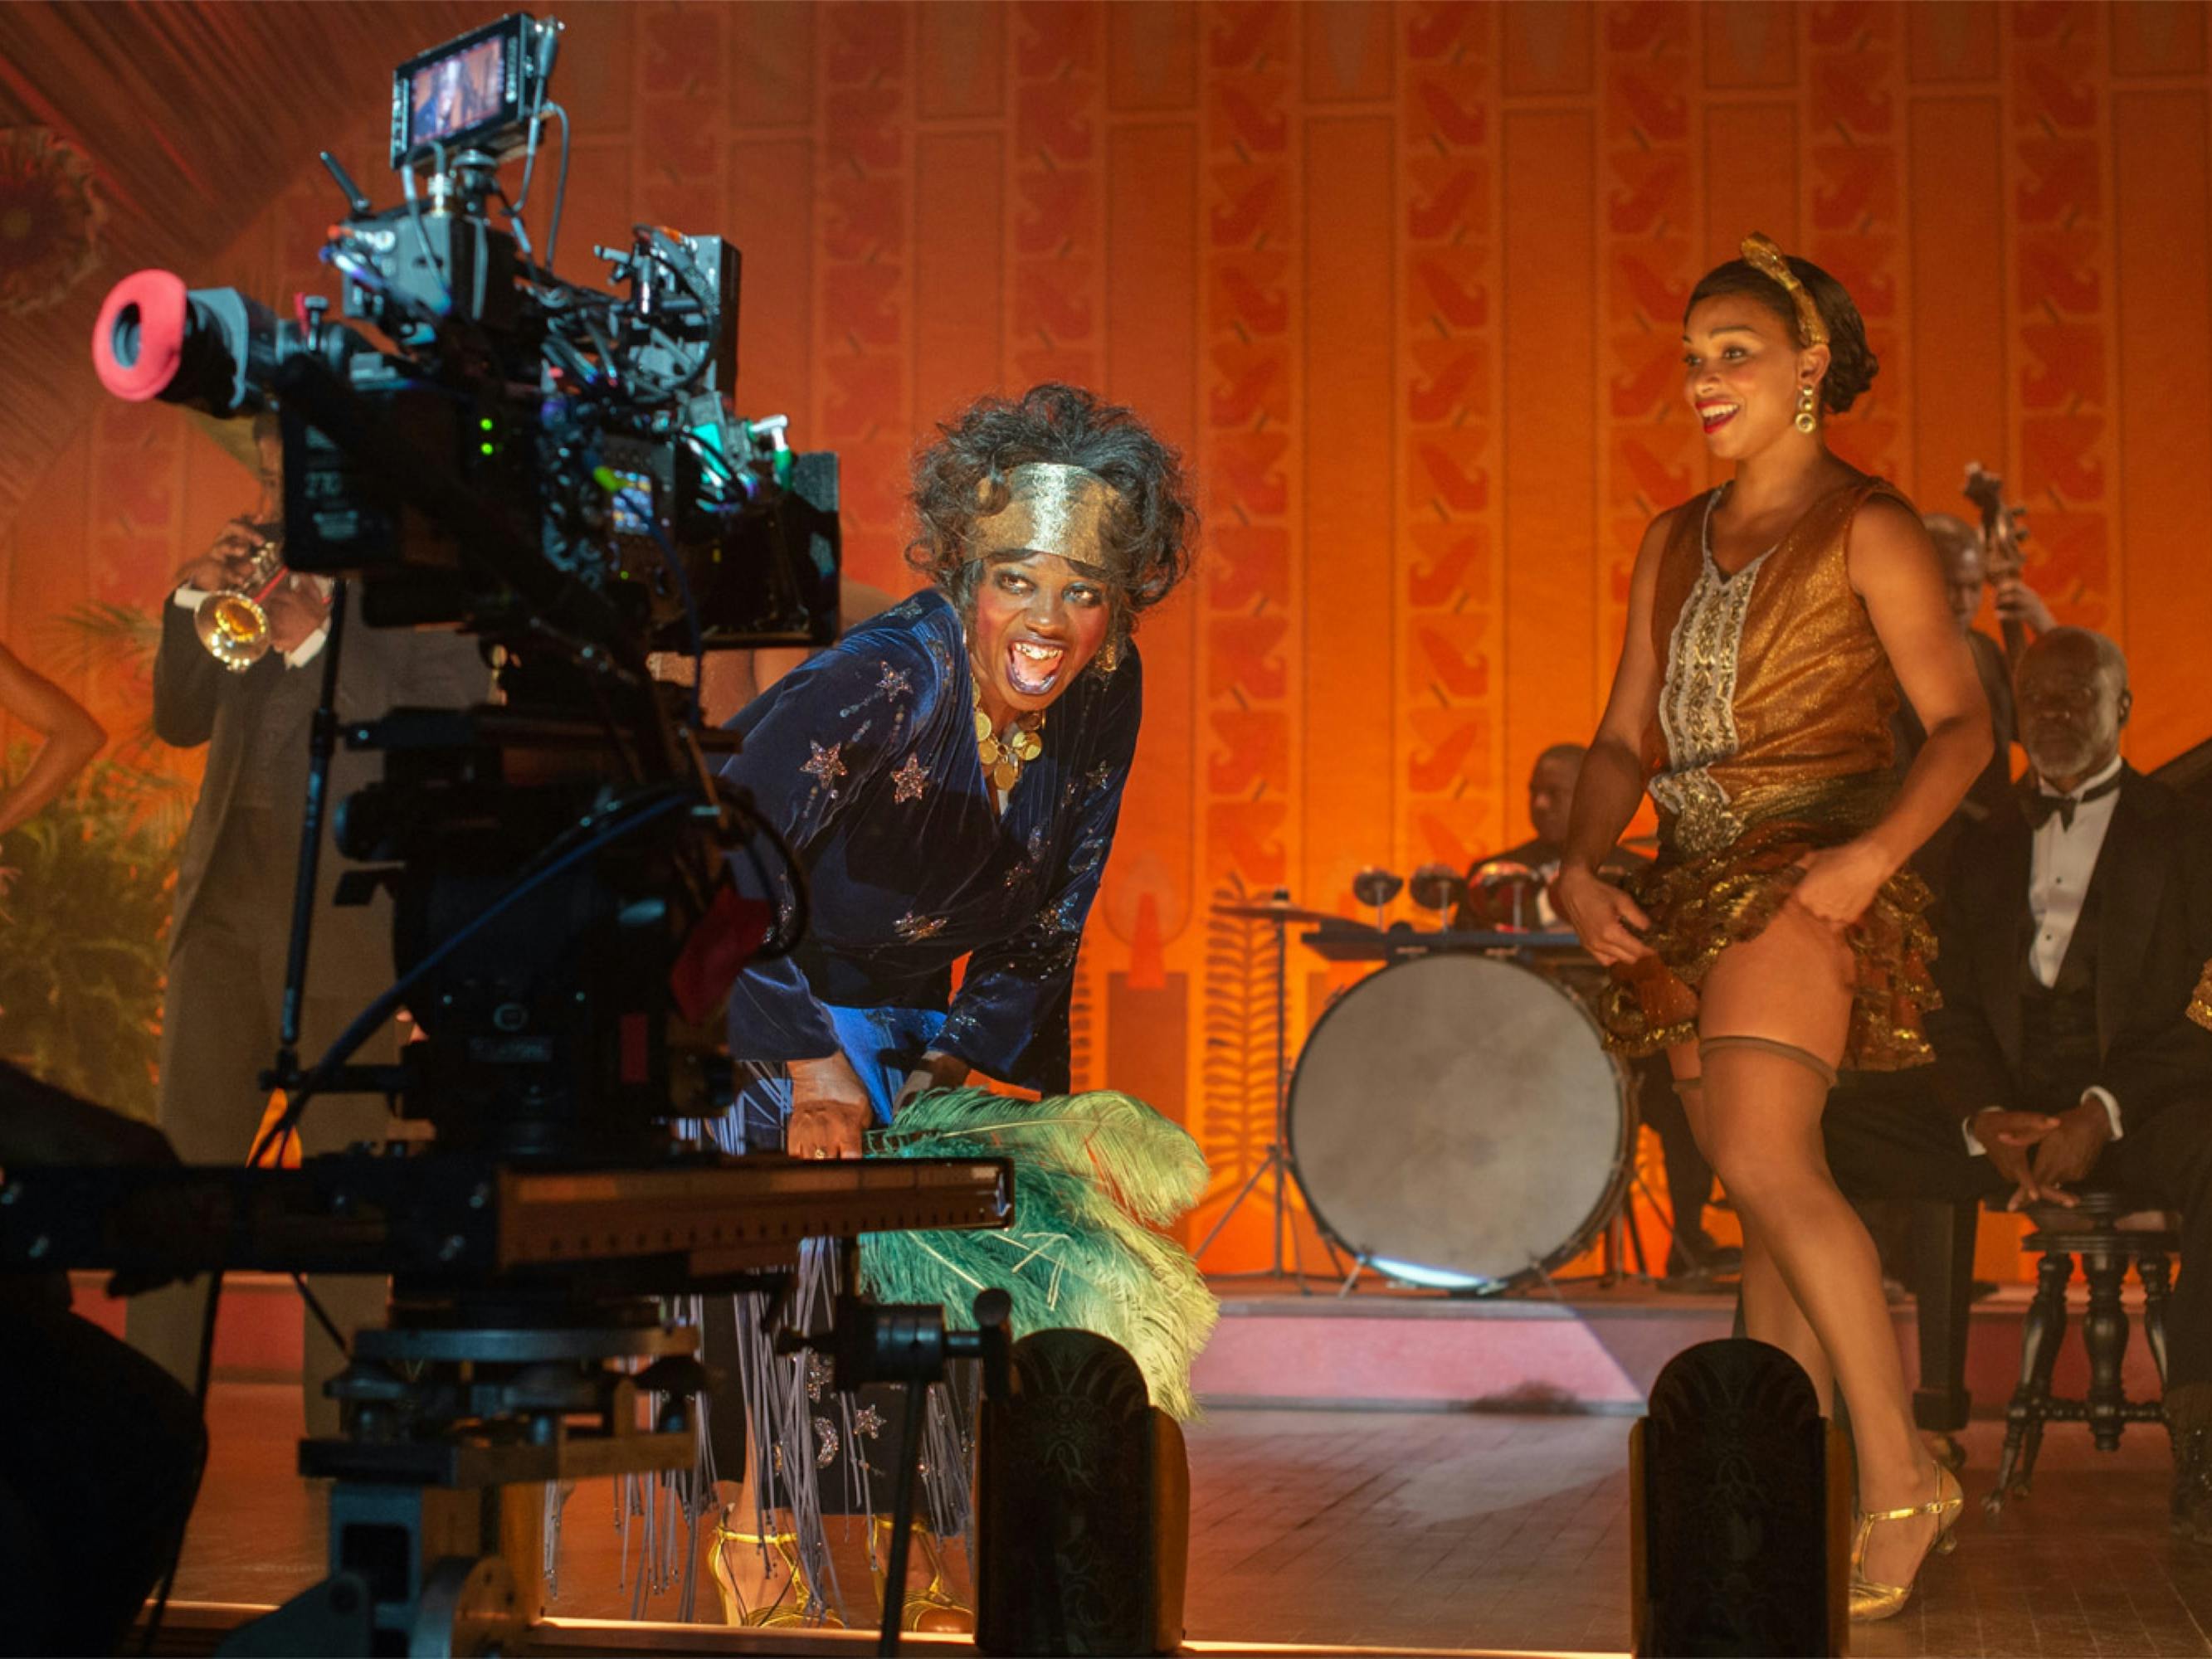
[1289,953,1626,1290]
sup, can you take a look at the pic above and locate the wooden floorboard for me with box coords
[168,1382,2212,1655]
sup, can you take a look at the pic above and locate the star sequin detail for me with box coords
[878,662,913,698]
[854,1404,884,1438]
[801,741,847,792]
[894,911,948,942]
[891,753,927,803]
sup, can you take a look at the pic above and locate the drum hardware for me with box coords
[1406,862,1467,924]
[1195,888,1349,1290]
[1349,865,1402,929]
[1468,858,1541,930]
[1209,898,1341,927]
[1285,951,1639,1297]
[1296,922,1583,965]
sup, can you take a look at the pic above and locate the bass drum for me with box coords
[1288,953,1630,1292]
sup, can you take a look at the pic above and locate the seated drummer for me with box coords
[1454,743,1639,928]
[1457,742,1735,1282]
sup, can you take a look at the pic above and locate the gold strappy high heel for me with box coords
[869,1517,976,1633]
[708,1514,845,1628]
[1848,1466,1962,1622]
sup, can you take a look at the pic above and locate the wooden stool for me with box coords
[1983,1190,2181,1516]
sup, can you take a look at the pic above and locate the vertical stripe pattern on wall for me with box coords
[1398,4,1504,881]
[10,2,2212,1277]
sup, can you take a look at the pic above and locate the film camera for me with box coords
[97,14,837,666]
[87,9,843,1153]
[20,14,1012,1654]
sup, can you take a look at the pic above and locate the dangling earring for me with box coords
[1795,383,1820,435]
[1096,636,1123,674]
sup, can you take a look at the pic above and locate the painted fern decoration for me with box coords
[862,1087,1217,1420]
[1201,874,1278,1199]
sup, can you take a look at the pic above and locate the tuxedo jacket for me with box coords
[153,595,487,996]
[1924,766,2212,1129]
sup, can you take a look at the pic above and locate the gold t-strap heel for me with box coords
[709,1515,845,1628]
[869,1517,976,1633]
[1848,1466,1962,1622]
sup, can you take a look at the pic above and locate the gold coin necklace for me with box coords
[972,675,1045,795]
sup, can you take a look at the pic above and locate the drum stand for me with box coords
[1193,900,1347,1291]
[1560,1120,1698,1291]
[1598,1184,1656,1285]
[1509,1067,1659,1295]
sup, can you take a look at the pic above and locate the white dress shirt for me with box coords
[1964,752,2127,1155]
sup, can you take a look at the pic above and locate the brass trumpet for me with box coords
[194,532,286,672]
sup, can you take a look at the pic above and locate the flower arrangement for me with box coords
[0,126,108,317]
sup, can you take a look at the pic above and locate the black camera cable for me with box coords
[250,786,697,1166]
[540,105,573,274]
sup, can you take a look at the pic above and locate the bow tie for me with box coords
[2021,772,2122,831]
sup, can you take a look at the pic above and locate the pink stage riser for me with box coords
[1193,1287,2168,1416]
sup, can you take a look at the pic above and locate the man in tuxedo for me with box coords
[127,417,488,1436]
[1456,742,1731,1282]
[1825,628,2212,1538]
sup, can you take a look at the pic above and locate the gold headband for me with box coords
[1739,231,1829,348]
[967,462,1123,575]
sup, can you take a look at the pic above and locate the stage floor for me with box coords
[170,1382,2212,1657]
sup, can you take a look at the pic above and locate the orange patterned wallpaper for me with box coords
[7,2,2212,1269]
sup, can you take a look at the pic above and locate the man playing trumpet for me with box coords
[126,412,487,1434]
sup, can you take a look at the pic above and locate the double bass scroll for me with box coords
[1961,461,2030,670]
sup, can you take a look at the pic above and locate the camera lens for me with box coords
[110,304,141,369]
[90,268,190,402]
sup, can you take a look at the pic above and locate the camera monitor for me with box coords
[390,13,548,167]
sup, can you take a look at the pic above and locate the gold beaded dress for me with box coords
[1596,475,1940,1070]
[2191,960,2212,1032]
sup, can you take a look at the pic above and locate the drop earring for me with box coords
[1795,383,1820,435]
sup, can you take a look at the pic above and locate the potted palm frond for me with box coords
[0,745,182,1121]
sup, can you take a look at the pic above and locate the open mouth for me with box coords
[1005,637,1065,697]
[1698,402,1741,435]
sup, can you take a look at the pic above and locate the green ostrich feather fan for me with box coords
[860,1087,1218,1420]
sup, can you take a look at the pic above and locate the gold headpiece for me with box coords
[967,462,1123,577]
[1739,232,1829,348]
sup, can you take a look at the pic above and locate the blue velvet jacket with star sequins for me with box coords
[719,589,1141,1092]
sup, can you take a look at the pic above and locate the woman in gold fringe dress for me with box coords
[1551,236,1993,1622]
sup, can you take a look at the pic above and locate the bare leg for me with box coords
[1695,904,1941,1592]
[1740,1220,1836,1414]
[1666,1044,1835,1410]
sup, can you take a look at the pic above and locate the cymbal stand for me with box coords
[1194,893,1346,1292]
